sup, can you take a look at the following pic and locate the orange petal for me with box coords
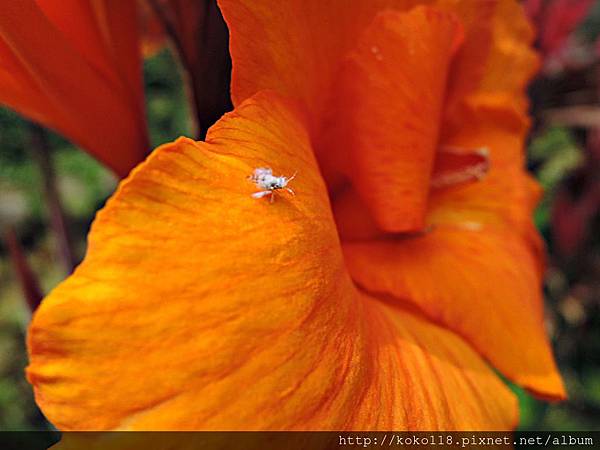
[477,0,539,103]
[332,0,560,400]
[28,91,517,431]
[218,0,436,127]
[428,168,548,284]
[36,0,144,104]
[430,0,541,243]
[28,91,346,430]
[441,103,530,169]
[434,0,537,115]
[431,106,542,243]
[435,0,497,114]
[325,7,464,233]
[90,0,147,113]
[354,298,518,430]
[428,169,542,234]
[439,0,538,125]
[333,187,383,242]
[438,0,539,171]
[333,171,542,248]
[343,225,566,400]
[0,0,148,177]
[0,39,63,129]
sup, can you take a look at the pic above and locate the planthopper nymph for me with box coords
[248,167,296,203]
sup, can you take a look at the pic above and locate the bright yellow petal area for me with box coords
[28,92,516,431]
[324,7,463,233]
[0,0,147,177]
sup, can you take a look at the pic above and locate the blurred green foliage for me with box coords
[529,126,584,234]
[144,50,194,147]
[580,1,600,43]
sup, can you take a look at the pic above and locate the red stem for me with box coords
[3,226,44,313]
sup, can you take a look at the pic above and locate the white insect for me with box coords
[249,167,296,203]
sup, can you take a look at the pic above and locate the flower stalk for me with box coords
[2,226,43,314]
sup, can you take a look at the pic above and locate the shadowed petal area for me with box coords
[0,0,147,177]
[326,7,463,232]
[28,92,516,431]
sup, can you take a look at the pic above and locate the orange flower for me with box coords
[27,0,564,431]
[0,0,149,177]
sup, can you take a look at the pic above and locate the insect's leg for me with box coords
[270,191,275,203]
[285,187,295,196]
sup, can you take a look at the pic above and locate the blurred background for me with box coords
[0,0,599,431]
